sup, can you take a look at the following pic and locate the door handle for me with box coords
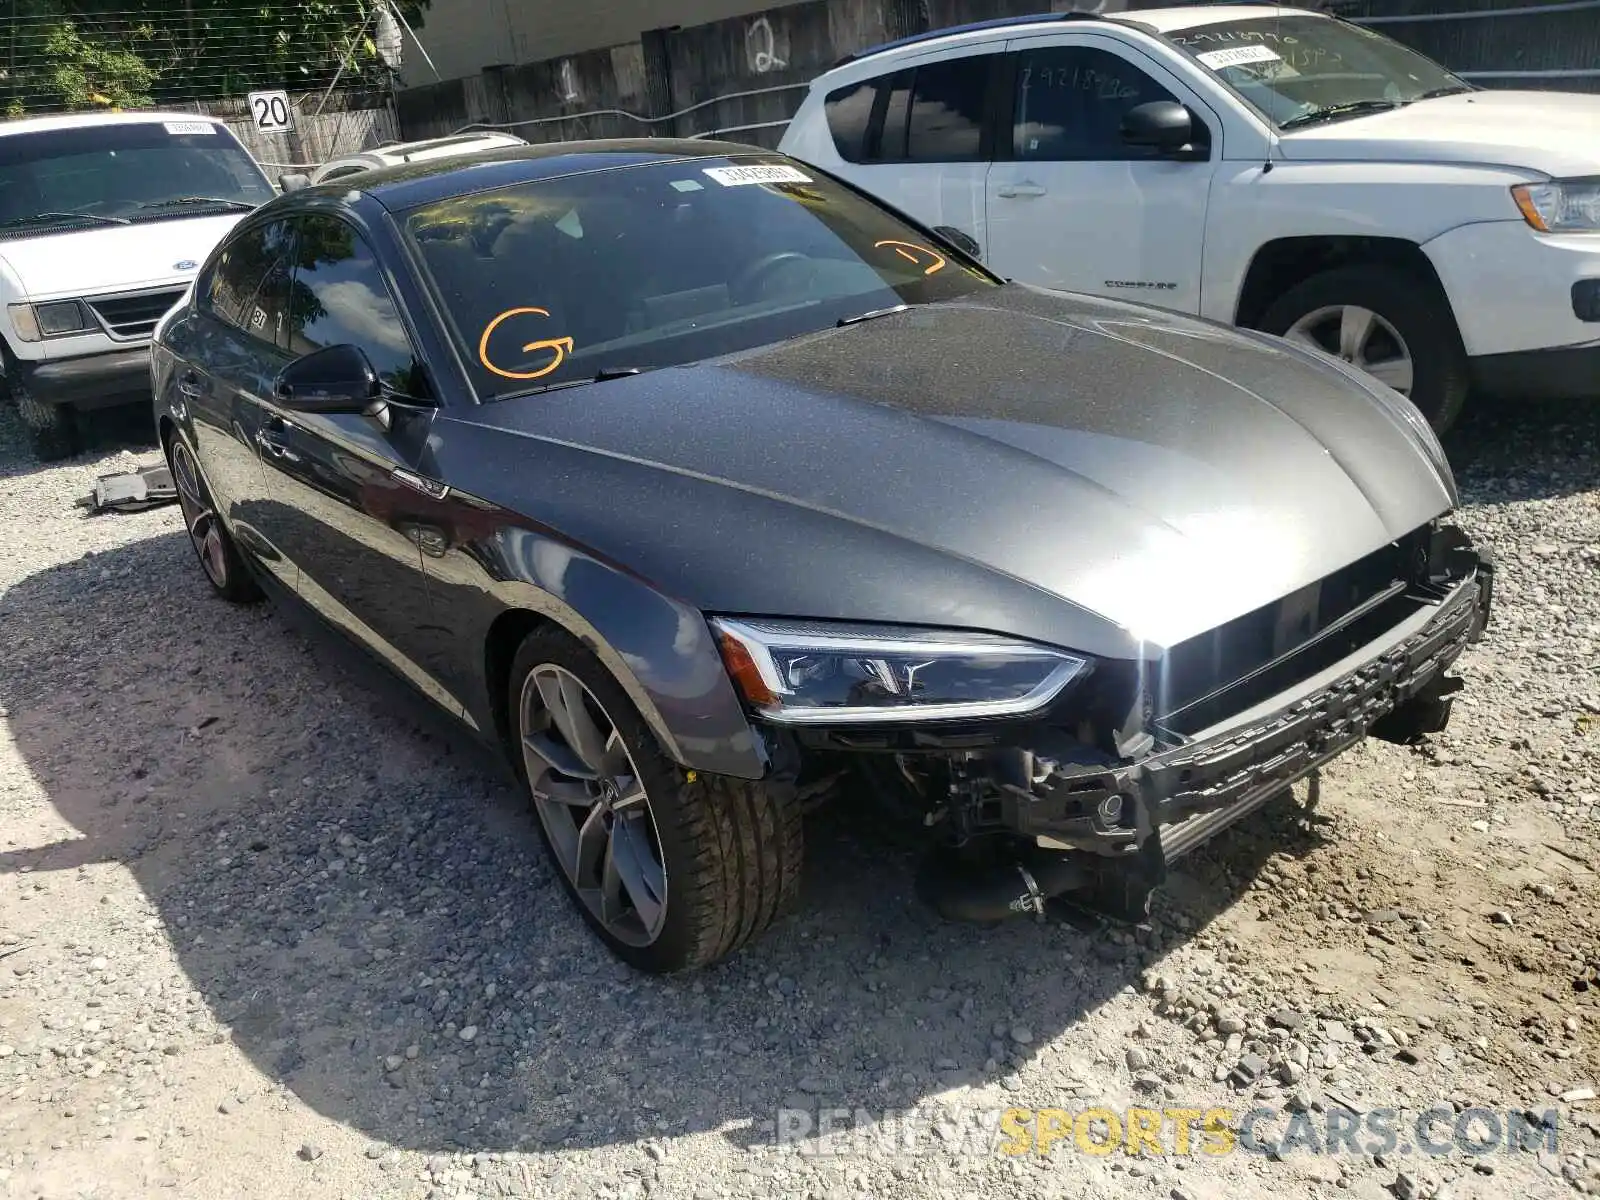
[996,182,1047,199]
[177,372,205,399]
[255,415,295,461]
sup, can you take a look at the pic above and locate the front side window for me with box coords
[285,215,426,395]
[1162,15,1469,128]
[1013,45,1197,161]
[0,120,274,235]
[401,155,997,400]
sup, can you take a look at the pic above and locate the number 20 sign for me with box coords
[247,90,294,135]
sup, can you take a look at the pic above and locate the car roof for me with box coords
[313,137,781,211]
[0,110,229,138]
[829,4,1324,69]
[367,131,528,163]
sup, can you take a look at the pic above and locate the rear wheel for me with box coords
[167,434,262,604]
[1256,264,1469,432]
[11,374,78,462]
[510,626,802,973]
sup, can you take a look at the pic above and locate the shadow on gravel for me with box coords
[0,530,1321,1157]
[0,403,159,481]
[1443,393,1600,503]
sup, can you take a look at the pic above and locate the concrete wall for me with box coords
[399,0,816,88]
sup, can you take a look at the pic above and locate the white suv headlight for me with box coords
[1513,180,1600,233]
[710,617,1089,724]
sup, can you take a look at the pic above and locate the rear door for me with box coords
[249,211,463,716]
[984,33,1219,313]
[827,47,1009,263]
[185,217,298,587]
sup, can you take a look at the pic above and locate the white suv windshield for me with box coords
[0,120,274,235]
[1163,15,1471,129]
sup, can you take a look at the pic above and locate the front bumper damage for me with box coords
[1005,545,1493,875]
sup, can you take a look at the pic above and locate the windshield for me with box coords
[1162,15,1470,128]
[0,120,274,234]
[401,155,996,398]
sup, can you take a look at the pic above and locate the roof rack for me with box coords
[831,11,1104,68]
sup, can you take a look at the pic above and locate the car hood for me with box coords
[0,213,242,300]
[1277,90,1600,178]
[446,285,1455,656]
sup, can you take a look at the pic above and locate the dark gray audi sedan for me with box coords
[151,139,1493,973]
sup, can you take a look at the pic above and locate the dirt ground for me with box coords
[0,396,1595,1200]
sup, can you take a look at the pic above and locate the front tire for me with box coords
[509,627,802,973]
[12,377,79,462]
[1256,264,1470,433]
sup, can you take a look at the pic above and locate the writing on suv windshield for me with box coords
[1165,16,1471,129]
[401,156,995,399]
[0,120,274,233]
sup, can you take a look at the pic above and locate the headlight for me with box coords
[7,300,91,341]
[1512,179,1600,233]
[709,617,1089,724]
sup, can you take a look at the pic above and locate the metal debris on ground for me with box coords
[75,463,178,514]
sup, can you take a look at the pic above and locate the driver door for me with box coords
[984,34,1220,314]
[251,212,462,715]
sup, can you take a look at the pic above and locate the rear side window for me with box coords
[906,56,994,162]
[203,219,294,345]
[825,53,1000,165]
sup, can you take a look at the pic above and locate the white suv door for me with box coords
[983,33,1221,314]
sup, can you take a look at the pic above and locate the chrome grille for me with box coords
[86,288,188,340]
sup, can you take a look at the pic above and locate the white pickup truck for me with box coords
[0,111,276,459]
[778,4,1600,430]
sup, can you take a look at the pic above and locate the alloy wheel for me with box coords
[1284,304,1414,396]
[519,664,669,946]
[170,439,230,589]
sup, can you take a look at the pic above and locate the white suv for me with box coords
[779,4,1600,429]
[0,111,275,459]
[279,130,529,190]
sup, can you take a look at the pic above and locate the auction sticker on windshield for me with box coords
[703,164,813,187]
[163,121,217,136]
[1196,45,1283,69]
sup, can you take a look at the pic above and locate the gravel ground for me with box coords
[0,397,1595,1200]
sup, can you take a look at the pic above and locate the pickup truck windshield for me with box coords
[0,120,274,234]
[1163,15,1471,129]
[403,156,996,399]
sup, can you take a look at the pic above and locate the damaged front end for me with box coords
[717,521,1494,926]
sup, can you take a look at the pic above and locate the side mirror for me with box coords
[931,225,982,260]
[1121,101,1207,160]
[278,172,310,192]
[273,344,382,415]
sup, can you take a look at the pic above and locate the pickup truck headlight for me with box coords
[710,617,1089,724]
[1512,180,1600,233]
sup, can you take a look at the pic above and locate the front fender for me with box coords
[413,489,770,781]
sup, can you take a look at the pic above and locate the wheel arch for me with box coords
[1233,235,1457,331]
[477,589,770,785]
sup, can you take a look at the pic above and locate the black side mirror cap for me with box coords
[273,343,382,415]
[1121,101,1209,160]
[278,172,310,192]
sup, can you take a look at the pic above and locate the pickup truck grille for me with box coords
[86,288,187,340]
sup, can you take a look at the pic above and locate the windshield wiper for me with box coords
[0,211,130,228]
[837,303,909,328]
[137,197,257,213]
[1416,85,1474,100]
[1279,99,1405,130]
[496,367,646,401]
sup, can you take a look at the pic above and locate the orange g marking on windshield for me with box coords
[873,239,946,276]
[478,307,576,381]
